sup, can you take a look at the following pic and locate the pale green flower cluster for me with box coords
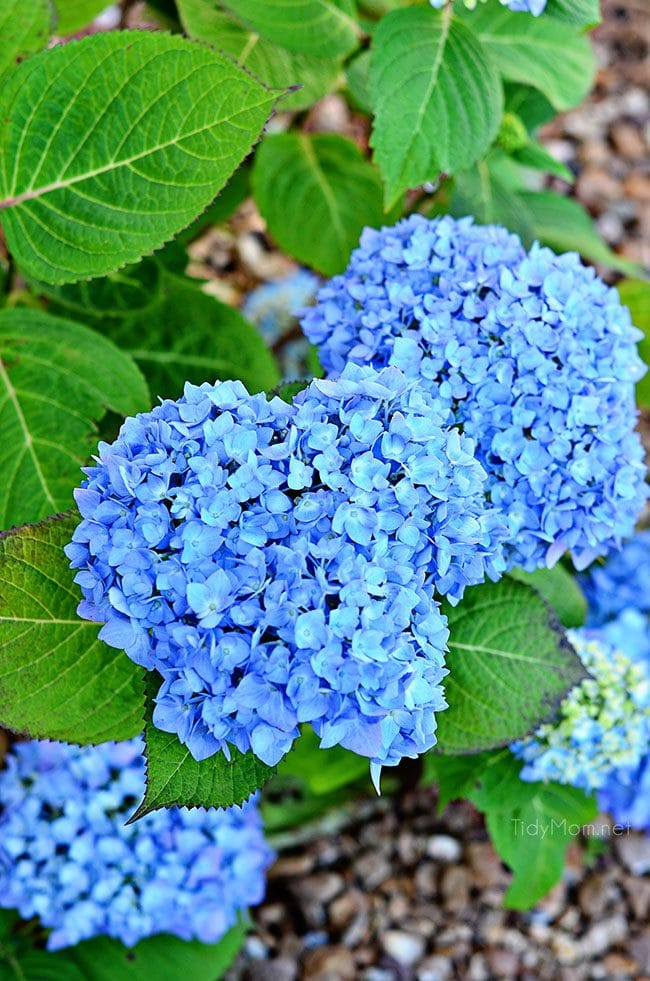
[511,631,650,791]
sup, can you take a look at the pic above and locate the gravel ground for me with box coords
[225,3,650,978]
[226,788,650,981]
[541,0,649,271]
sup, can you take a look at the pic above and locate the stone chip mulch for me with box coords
[225,782,650,981]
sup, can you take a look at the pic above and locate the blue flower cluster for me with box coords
[242,270,319,344]
[301,214,647,572]
[67,366,505,777]
[0,739,272,951]
[599,757,650,833]
[578,534,650,828]
[580,530,650,627]
[510,628,650,792]
[429,0,547,15]
[242,270,319,382]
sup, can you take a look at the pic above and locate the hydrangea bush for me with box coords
[0,0,648,974]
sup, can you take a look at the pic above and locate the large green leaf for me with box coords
[35,265,280,399]
[253,132,388,275]
[428,750,598,907]
[503,82,555,133]
[511,140,573,182]
[277,726,369,795]
[131,674,275,821]
[345,49,371,113]
[450,154,537,246]
[463,2,595,111]
[508,566,587,630]
[33,258,165,330]
[545,0,600,26]
[0,514,144,744]
[435,578,585,754]
[62,926,246,981]
[370,7,503,209]
[178,1,341,111]
[0,0,51,85]
[0,915,245,981]
[0,307,149,528]
[519,190,643,275]
[54,0,111,34]
[177,164,250,244]
[220,0,360,57]
[617,278,650,409]
[107,271,281,399]
[468,752,598,909]
[0,31,278,284]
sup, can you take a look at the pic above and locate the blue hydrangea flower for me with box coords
[598,756,650,833]
[67,368,504,776]
[511,628,650,792]
[592,600,650,830]
[301,214,647,572]
[580,531,650,627]
[242,270,319,344]
[242,270,319,381]
[0,739,272,951]
[429,0,546,13]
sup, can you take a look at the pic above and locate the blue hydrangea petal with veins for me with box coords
[301,214,647,572]
[67,368,504,772]
[0,739,272,950]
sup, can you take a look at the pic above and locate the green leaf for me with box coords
[463,1,595,111]
[13,951,86,981]
[0,514,144,744]
[545,0,600,26]
[0,307,149,528]
[0,0,51,85]
[178,1,342,111]
[508,567,587,629]
[108,270,280,398]
[220,0,360,57]
[519,189,643,275]
[450,154,537,246]
[617,278,650,409]
[370,7,503,209]
[32,258,165,331]
[467,752,598,909]
[131,673,275,821]
[435,578,586,754]
[253,132,387,276]
[278,727,369,795]
[503,82,555,133]
[33,264,280,398]
[345,49,371,112]
[61,925,246,981]
[421,750,492,811]
[177,164,250,244]
[54,0,111,34]
[511,141,573,182]
[0,31,278,284]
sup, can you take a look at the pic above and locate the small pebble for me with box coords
[382,930,426,967]
[425,835,462,863]
[417,955,453,981]
[616,834,650,875]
